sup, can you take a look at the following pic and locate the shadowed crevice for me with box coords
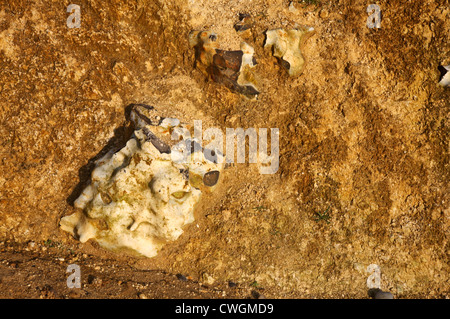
[66,104,142,206]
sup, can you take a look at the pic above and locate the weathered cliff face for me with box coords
[0,0,448,298]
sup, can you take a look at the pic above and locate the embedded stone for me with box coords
[189,30,259,98]
[60,104,224,258]
[264,27,314,77]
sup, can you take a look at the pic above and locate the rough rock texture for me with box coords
[265,27,315,76]
[0,0,449,298]
[189,30,259,98]
[60,104,224,258]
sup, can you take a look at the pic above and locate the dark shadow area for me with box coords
[438,65,448,82]
[65,104,142,206]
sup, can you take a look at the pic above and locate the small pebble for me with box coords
[251,290,265,299]
[203,170,220,187]
[228,281,237,288]
[176,274,187,281]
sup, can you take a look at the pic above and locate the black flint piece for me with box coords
[203,170,220,187]
[142,127,171,154]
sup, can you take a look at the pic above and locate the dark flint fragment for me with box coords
[234,13,252,32]
[192,31,257,98]
[203,170,220,187]
[209,50,259,98]
[142,127,171,154]
[213,50,243,72]
[176,274,187,281]
[130,104,165,126]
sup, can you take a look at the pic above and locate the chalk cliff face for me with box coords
[0,0,448,298]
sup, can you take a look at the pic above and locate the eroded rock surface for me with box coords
[264,27,315,77]
[60,105,223,257]
[0,0,448,298]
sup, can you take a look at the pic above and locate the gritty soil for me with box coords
[0,0,449,299]
[0,240,250,299]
